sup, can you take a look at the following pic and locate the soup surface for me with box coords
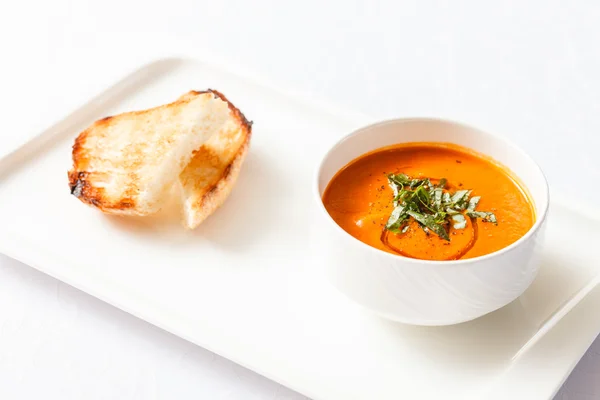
[322,143,535,261]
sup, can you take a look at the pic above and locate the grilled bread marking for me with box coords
[68,91,230,216]
[177,90,253,229]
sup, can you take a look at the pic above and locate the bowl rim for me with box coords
[313,117,550,266]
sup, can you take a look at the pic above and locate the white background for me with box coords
[0,1,599,399]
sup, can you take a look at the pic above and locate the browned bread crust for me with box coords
[178,90,253,229]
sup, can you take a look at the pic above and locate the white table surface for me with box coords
[1,1,599,398]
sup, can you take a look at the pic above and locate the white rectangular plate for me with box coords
[1,57,599,400]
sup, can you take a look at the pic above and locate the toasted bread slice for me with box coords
[68,91,231,216]
[178,90,252,229]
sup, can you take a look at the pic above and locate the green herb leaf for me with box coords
[386,205,408,232]
[432,211,447,225]
[389,181,399,199]
[433,188,443,208]
[388,174,406,203]
[452,214,467,229]
[467,196,480,211]
[414,186,433,211]
[445,207,459,215]
[451,190,471,210]
[388,173,411,186]
[466,210,498,225]
[442,192,452,205]
[451,189,470,203]
[466,210,487,219]
[407,210,450,241]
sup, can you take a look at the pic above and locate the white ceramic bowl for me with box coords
[313,118,549,326]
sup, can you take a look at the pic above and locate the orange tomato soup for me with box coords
[322,143,535,261]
